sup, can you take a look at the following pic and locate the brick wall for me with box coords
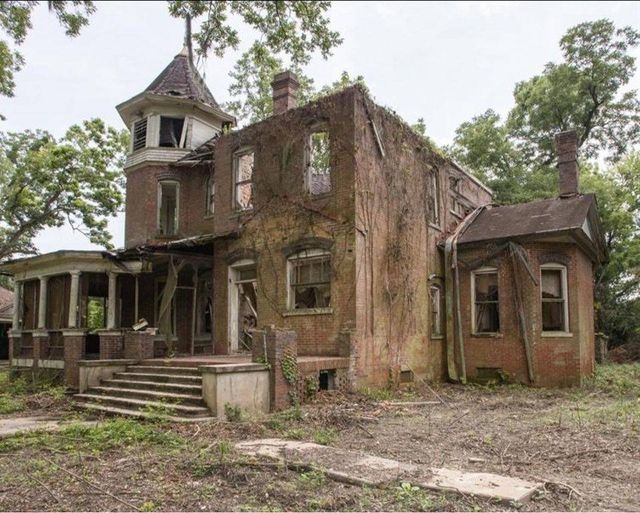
[63,332,85,388]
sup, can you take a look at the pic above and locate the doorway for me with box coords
[228,260,257,352]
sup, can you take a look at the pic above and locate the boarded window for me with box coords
[132,118,147,151]
[289,251,331,309]
[206,177,215,215]
[234,150,254,210]
[541,266,568,332]
[473,269,499,333]
[306,131,331,195]
[159,117,185,148]
[428,171,440,225]
[430,285,442,337]
[158,181,178,236]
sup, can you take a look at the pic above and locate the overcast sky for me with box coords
[2,1,638,254]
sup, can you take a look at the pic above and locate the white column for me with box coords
[68,271,81,328]
[12,281,22,330]
[37,276,48,330]
[107,272,117,330]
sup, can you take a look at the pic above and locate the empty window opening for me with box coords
[430,285,442,337]
[472,268,500,334]
[306,130,331,195]
[206,177,215,215]
[197,272,213,336]
[132,118,148,151]
[234,264,257,351]
[159,117,186,148]
[400,369,415,384]
[541,265,568,332]
[319,369,336,390]
[87,297,106,331]
[158,181,179,236]
[289,250,331,310]
[234,150,254,210]
[427,171,440,225]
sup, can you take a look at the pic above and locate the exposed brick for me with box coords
[63,332,85,388]
[99,332,124,360]
[124,330,155,360]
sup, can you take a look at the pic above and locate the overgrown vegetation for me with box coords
[0,369,66,415]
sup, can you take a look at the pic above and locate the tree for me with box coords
[167,1,342,66]
[0,119,128,261]
[0,1,95,106]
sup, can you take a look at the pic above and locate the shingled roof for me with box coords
[458,194,606,262]
[144,47,220,108]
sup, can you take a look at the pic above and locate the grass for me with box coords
[0,368,67,415]
[583,363,640,397]
[0,418,186,454]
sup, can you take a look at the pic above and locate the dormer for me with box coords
[116,47,235,171]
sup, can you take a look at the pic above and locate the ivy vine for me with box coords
[281,350,298,385]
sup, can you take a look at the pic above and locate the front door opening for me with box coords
[229,261,257,352]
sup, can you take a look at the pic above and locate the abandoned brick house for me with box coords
[0,47,606,416]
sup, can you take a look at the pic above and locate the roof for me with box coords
[458,194,605,261]
[144,47,220,108]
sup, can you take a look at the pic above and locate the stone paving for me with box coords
[0,416,98,439]
[236,438,542,503]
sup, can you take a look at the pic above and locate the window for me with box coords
[86,297,106,331]
[205,176,215,215]
[306,130,331,195]
[428,171,440,225]
[288,250,331,310]
[472,268,500,334]
[233,150,254,210]
[196,272,213,335]
[541,264,569,332]
[132,118,147,151]
[430,285,442,337]
[159,116,186,148]
[158,181,179,236]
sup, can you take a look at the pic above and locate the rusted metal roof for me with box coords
[144,48,220,109]
[458,194,595,245]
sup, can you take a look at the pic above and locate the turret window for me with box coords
[158,181,179,236]
[159,117,186,148]
[132,118,147,151]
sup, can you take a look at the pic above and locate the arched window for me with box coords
[540,263,569,333]
[287,249,331,310]
[471,267,500,334]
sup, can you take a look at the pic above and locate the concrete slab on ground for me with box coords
[236,438,542,503]
[0,417,98,439]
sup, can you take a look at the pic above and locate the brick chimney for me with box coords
[271,71,299,115]
[555,130,579,198]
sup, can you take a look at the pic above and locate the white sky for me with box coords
[2,1,638,254]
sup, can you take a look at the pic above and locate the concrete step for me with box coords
[74,393,211,417]
[101,378,202,396]
[126,365,201,376]
[88,386,205,406]
[75,402,214,423]
[112,372,202,384]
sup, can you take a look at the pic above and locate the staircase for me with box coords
[74,364,213,421]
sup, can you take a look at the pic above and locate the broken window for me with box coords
[159,116,186,148]
[472,268,500,334]
[306,130,331,195]
[427,171,440,225]
[205,176,215,215]
[158,181,179,236]
[289,250,331,310]
[132,118,147,151]
[430,285,442,337]
[234,150,254,210]
[541,265,568,332]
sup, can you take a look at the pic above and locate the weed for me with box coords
[298,467,326,488]
[224,403,242,422]
[284,427,307,440]
[140,500,156,512]
[394,481,440,511]
[0,395,25,414]
[312,427,337,446]
[584,363,640,397]
[358,386,394,402]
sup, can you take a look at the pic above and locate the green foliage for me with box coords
[0,368,66,414]
[0,119,128,260]
[281,350,298,385]
[224,402,242,422]
[298,467,326,488]
[358,386,394,402]
[86,296,105,331]
[168,1,341,66]
[304,375,319,399]
[449,19,640,347]
[584,363,640,397]
[312,427,336,445]
[393,482,440,511]
[0,1,95,108]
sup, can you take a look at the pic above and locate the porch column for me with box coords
[134,274,139,322]
[12,280,22,330]
[107,272,117,330]
[68,271,81,328]
[37,276,48,329]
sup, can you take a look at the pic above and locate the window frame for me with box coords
[287,248,332,312]
[428,170,440,227]
[540,263,570,335]
[205,176,215,216]
[157,180,180,237]
[158,116,187,148]
[304,127,332,195]
[471,266,500,335]
[233,148,255,211]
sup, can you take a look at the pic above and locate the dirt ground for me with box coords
[0,364,638,512]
